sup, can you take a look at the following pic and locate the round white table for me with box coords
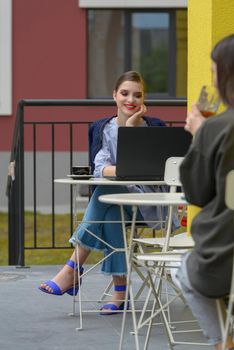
[54,177,165,331]
[99,192,187,350]
[99,192,186,206]
[54,177,165,186]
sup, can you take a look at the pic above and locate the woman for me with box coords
[39,70,168,315]
[177,34,234,349]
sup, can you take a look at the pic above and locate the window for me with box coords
[88,9,187,99]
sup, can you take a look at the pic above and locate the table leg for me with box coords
[75,244,83,331]
[119,205,140,350]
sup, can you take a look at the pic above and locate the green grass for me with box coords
[0,211,102,266]
[0,213,8,265]
[0,211,185,266]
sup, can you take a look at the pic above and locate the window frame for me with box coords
[87,8,186,99]
[123,10,177,98]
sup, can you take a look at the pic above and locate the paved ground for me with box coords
[0,264,210,350]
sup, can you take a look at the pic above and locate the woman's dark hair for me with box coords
[114,71,145,93]
[211,34,234,107]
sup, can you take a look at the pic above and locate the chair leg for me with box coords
[143,270,175,350]
[218,297,234,350]
[217,292,234,350]
[98,278,113,302]
[216,299,226,344]
[74,244,83,330]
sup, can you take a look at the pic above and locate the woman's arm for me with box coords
[94,147,115,177]
[93,124,117,177]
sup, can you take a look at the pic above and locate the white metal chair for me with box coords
[216,169,234,350]
[134,157,188,250]
[134,157,188,246]
[134,157,204,349]
[133,157,193,302]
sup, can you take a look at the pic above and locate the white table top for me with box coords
[98,192,187,206]
[54,178,165,186]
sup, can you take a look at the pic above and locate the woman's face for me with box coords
[113,80,144,117]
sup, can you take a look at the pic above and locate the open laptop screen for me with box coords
[115,126,192,181]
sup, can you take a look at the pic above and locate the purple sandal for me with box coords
[100,285,129,315]
[38,259,84,296]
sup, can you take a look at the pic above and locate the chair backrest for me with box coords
[164,157,184,187]
[225,170,234,209]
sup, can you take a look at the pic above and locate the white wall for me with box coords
[0,151,89,213]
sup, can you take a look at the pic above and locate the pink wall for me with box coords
[1,1,186,152]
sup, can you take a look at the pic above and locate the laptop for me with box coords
[112,126,192,181]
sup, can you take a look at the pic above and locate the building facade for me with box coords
[0,0,187,211]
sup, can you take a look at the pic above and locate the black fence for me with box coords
[6,98,186,266]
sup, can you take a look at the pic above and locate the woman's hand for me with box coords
[185,104,206,136]
[126,104,147,127]
[102,165,116,177]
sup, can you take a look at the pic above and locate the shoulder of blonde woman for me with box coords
[184,104,206,136]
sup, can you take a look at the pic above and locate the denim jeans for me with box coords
[69,185,144,275]
[176,253,222,345]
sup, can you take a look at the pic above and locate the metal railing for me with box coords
[6,98,187,266]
